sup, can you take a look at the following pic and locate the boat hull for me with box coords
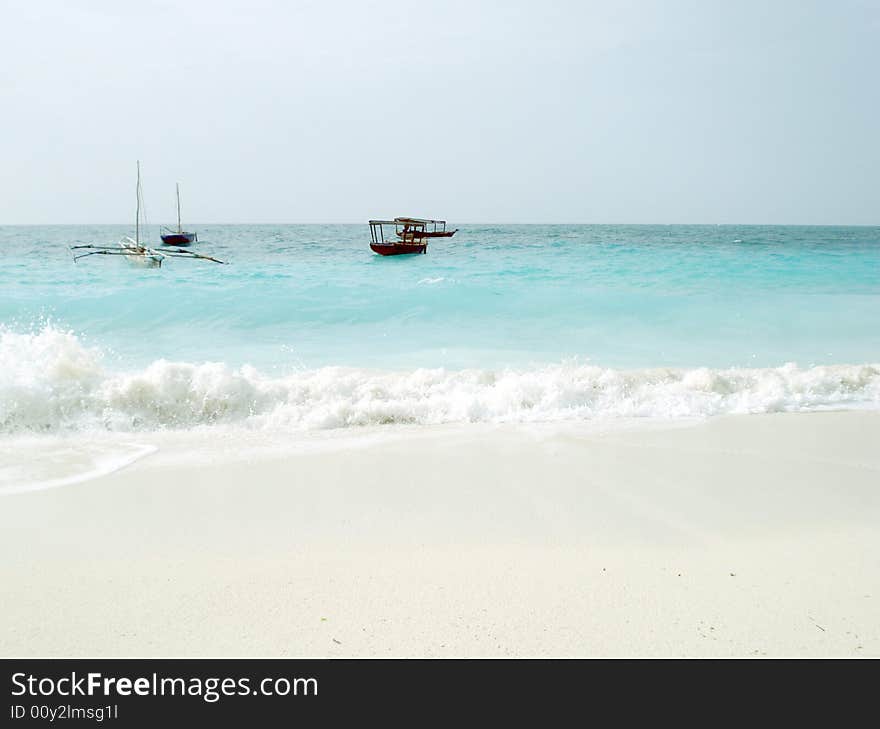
[370,242,427,256]
[398,229,457,238]
[120,243,163,268]
[161,232,197,246]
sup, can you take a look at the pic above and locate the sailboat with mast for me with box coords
[70,162,226,267]
[114,160,163,266]
[160,183,197,246]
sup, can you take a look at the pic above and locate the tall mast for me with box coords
[177,183,181,232]
[136,160,140,245]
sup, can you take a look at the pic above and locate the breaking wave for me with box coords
[2,326,879,434]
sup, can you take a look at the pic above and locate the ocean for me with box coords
[1,224,879,437]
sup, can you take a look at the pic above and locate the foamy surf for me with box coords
[2,326,879,434]
[0,440,157,494]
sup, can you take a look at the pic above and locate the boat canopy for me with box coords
[394,217,447,233]
[370,219,427,244]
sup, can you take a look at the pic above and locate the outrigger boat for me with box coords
[395,217,457,238]
[160,183,197,246]
[70,162,226,268]
[71,242,226,268]
[369,219,427,255]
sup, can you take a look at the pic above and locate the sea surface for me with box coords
[1,224,879,437]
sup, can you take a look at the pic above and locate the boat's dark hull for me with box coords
[398,229,457,238]
[370,242,427,256]
[160,232,197,246]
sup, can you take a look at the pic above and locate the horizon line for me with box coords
[2,221,879,228]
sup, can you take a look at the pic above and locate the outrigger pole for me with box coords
[160,248,228,264]
[69,244,227,265]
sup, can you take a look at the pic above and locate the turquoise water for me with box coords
[1,224,879,432]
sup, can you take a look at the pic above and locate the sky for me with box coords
[1,0,878,224]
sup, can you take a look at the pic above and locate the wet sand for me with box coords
[1,411,878,656]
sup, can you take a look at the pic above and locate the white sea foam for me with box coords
[2,326,879,434]
[0,441,157,494]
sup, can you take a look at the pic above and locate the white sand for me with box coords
[1,411,878,656]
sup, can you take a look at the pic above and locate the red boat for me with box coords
[370,241,427,255]
[395,217,457,238]
[369,219,428,255]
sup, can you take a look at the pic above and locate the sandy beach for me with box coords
[1,411,878,657]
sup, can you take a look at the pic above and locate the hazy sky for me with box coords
[1,0,878,224]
